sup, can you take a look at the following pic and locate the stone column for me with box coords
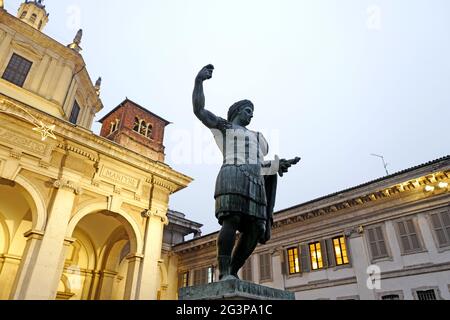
[38,58,58,98]
[80,270,94,300]
[8,230,43,299]
[29,55,50,93]
[347,230,376,300]
[123,254,143,300]
[137,211,168,300]
[97,270,118,300]
[166,253,179,300]
[0,33,12,68]
[52,63,73,106]
[11,180,80,300]
[0,254,22,299]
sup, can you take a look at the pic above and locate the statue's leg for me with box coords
[217,214,240,280]
[230,219,266,278]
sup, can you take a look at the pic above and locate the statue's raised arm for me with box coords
[193,65,226,129]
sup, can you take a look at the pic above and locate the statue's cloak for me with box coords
[260,174,278,244]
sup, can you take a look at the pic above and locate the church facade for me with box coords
[0,1,194,300]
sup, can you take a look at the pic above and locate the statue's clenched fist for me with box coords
[196,64,214,82]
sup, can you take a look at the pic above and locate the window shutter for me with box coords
[320,240,328,268]
[397,221,411,252]
[443,210,450,241]
[406,220,421,250]
[367,228,379,258]
[326,239,336,268]
[300,244,310,273]
[259,253,272,281]
[202,268,208,284]
[431,213,447,246]
[178,273,183,289]
[281,249,287,275]
[375,227,388,256]
[193,269,201,286]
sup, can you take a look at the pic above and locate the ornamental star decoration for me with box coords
[32,121,56,141]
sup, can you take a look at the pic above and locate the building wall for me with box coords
[173,158,450,300]
[0,10,101,129]
[0,5,192,300]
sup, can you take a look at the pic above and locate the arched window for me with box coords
[38,20,43,30]
[140,120,147,136]
[110,119,120,134]
[133,117,141,133]
[20,11,28,19]
[30,14,37,23]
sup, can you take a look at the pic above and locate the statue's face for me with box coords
[237,106,254,126]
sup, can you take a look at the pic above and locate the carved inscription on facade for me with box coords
[100,166,139,189]
[0,128,47,156]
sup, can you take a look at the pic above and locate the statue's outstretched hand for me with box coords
[196,64,214,82]
[279,157,301,177]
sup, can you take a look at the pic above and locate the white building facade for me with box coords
[174,156,450,300]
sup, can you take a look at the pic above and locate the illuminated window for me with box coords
[207,266,214,284]
[309,242,323,270]
[333,237,349,265]
[287,247,300,274]
[2,53,33,87]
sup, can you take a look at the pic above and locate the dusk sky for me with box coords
[6,0,449,235]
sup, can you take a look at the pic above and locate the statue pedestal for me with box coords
[179,279,295,300]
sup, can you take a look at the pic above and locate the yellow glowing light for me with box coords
[32,122,56,141]
[424,185,435,192]
[438,182,448,189]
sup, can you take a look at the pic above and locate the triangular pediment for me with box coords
[11,40,43,59]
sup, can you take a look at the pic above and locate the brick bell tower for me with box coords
[99,98,170,162]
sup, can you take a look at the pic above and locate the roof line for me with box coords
[174,154,450,247]
[275,155,450,216]
[98,98,171,125]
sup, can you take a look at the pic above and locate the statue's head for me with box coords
[227,100,254,126]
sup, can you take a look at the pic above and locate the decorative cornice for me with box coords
[152,176,178,194]
[53,179,82,195]
[273,172,450,229]
[58,142,98,162]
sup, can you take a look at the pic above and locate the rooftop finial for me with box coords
[68,29,83,53]
[95,77,102,96]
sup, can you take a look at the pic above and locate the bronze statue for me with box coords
[193,64,301,281]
